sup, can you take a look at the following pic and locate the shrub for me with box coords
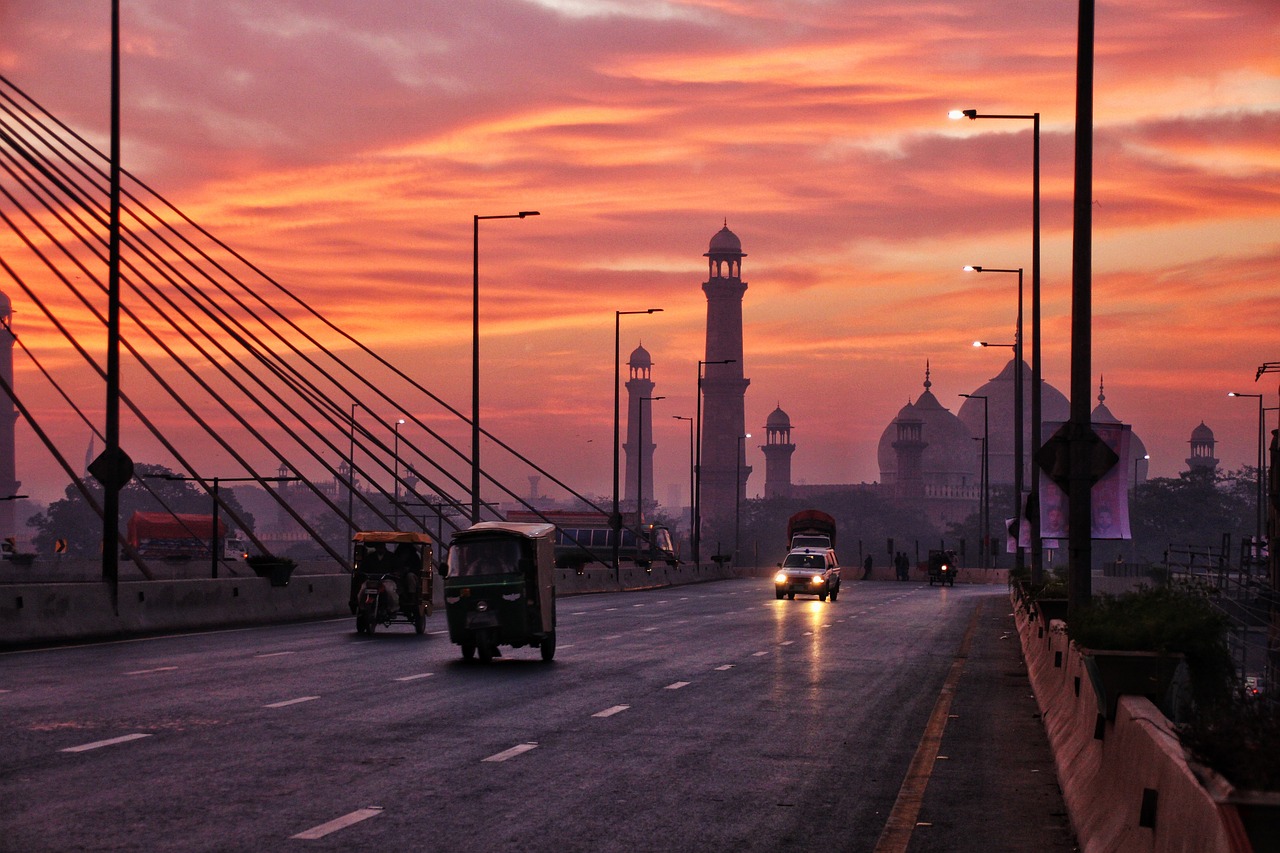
[1180,695,1280,790]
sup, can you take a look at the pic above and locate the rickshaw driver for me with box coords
[392,542,421,609]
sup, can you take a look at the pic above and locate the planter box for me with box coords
[1196,762,1280,853]
[248,560,296,588]
[1033,597,1069,624]
[1080,648,1185,720]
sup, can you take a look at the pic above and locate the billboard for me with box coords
[1039,422,1132,541]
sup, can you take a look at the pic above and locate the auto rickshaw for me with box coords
[443,521,556,662]
[351,531,435,634]
[927,549,957,587]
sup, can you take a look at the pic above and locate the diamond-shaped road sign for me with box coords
[88,447,135,491]
[1036,423,1119,493]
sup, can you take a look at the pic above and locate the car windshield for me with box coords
[783,554,825,569]
[449,537,525,577]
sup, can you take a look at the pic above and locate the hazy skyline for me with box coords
[1,1,1278,509]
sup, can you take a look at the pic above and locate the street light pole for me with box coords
[638,396,665,525]
[473,210,539,525]
[967,266,1024,574]
[694,358,735,568]
[393,418,406,529]
[961,394,989,568]
[613,309,663,574]
[673,415,694,556]
[1230,392,1265,549]
[952,108,1042,581]
[735,433,751,565]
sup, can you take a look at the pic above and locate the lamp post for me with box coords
[613,309,663,573]
[347,403,358,565]
[472,210,539,524]
[673,415,694,553]
[637,396,665,525]
[735,433,752,564]
[952,108,1042,581]
[967,265,1025,575]
[961,394,989,568]
[1229,392,1265,550]
[1133,453,1148,564]
[393,418,406,528]
[694,358,736,567]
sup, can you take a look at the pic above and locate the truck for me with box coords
[786,509,837,551]
[126,511,233,561]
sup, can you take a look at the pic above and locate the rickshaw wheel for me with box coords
[540,631,556,662]
[478,645,494,663]
[367,618,377,635]
[461,641,475,660]
[787,593,795,600]
[414,612,427,634]
[355,614,368,634]
[830,586,839,601]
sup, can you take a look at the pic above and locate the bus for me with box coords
[506,510,679,570]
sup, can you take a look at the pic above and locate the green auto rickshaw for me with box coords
[443,521,557,662]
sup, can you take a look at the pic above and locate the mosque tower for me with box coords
[1186,421,1219,478]
[761,405,795,499]
[623,343,657,513]
[699,224,751,540]
[0,292,19,536]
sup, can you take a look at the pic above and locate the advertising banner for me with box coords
[1038,422,1132,541]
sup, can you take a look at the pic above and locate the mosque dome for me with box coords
[1191,421,1214,443]
[957,356,1071,487]
[705,223,745,257]
[878,366,979,488]
[766,405,791,430]
[628,344,652,368]
[1091,378,1149,486]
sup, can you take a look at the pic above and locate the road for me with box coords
[0,578,1074,852]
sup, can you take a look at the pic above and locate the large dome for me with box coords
[628,343,652,368]
[878,369,979,487]
[766,405,791,430]
[956,357,1071,487]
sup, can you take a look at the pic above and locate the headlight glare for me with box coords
[774,572,787,584]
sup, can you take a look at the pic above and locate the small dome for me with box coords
[0,290,10,317]
[628,344,651,367]
[705,223,745,257]
[1191,421,1214,441]
[766,405,791,430]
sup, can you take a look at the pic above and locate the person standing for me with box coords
[862,553,873,580]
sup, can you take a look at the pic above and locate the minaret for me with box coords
[892,402,927,499]
[700,223,751,542]
[0,292,20,536]
[762,405,795,499]
[623,343,657,513]
[1186,421,1219,478]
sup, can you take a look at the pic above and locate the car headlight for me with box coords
[811,575,825,585]
[475,599,489,612]
[774,573,788,584]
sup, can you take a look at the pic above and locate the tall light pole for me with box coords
[695,358,735,567]
[967,266,1025,575]
[673,415,694,556]
[1230,392,1265,550]
[472,210,539,524]
[735,433,752,565]
[637,396,665,525]
[393,418,406,529]
[347,403,358,565]
[613,309,663,573]
[1132,453,1149,564]
[952,108,1042,581]
[961,394,989,568]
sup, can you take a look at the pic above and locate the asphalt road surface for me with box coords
[0,579,1075,852]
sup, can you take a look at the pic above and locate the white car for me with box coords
[774,548,841,601]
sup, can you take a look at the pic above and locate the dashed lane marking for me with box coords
[291,806,383,840]
[752,651,768,657]
[255,651,296,658]
[780,640,795,646]
[665,681,690,690]
[592,705,630,718]
[714,665,735,671]
[124,666,177,676]
[264,696,320,708]
[483,742,538,762]
[62,733,151,753]
[394,673,433,682]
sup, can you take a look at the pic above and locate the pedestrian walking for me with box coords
[862,554,873,580]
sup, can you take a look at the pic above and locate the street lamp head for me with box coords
[397,418,406,425]
[949,109,977,120]
[517,211,539,218]
[964,265,981,272]
[972,341,983,348]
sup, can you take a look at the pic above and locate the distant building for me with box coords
[760,405,795,499]
[1186,421,1219,478]
[623,343,658,512]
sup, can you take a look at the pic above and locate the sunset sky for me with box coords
[1,0,1278,512]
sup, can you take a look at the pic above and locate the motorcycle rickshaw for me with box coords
[927,549,957,587]
[351,531,435,634]
[443,521,556,662]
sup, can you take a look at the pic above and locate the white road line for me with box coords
[291,806,384,840]
[393,673,433,682]
[592,705,630,718]
[780,640,795,646]
[61,733,151,753]
[714,665,734,671]
[264,696,319,708]
[124,666,178,676]
[483,742,538,762]
[642,627,659,632]
[255,651,296,658]
[752,651,768,657]
[665,681,690,690]
[603,634,623,640]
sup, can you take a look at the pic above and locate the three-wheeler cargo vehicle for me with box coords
[350,531,435,634]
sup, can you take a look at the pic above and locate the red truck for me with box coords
[126,511,232,560]
[786,509,837,551]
